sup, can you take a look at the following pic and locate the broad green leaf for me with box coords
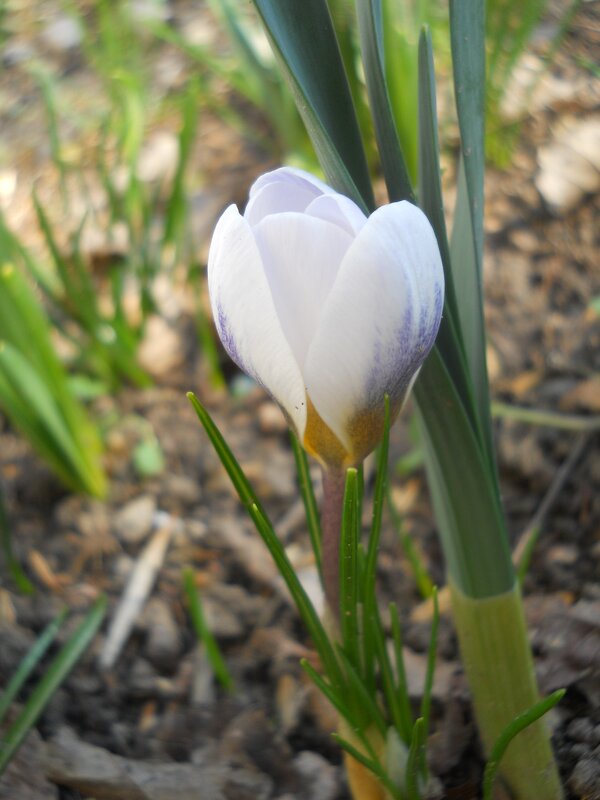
[449,1,485,270]
[449,2,495,460]
[414,346,513,597]
[417,28,461,338]
[356,0,414,202]
[417,30,487,447]
[251,0,374,210]
[450,158,495,470]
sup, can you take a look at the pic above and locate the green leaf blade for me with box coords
[251,0,374,210]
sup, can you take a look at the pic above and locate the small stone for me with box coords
[41,16,82,51]
[569,746,600,798]
[536,116,600,215]
[567,718,595,744]
[293,751,338,800]
[113,495,156,544]
[185,519,208,542]
[143,598,182,672]
[190,644,216,706]
[136,131,179,184]
[547,544,578,566]
[163,474,199,505]
[127,0,171,24]
[258,401,287,435]
[203,596,245,639]
[138,316,185,381]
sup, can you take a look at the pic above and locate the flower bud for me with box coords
[208,167,444,467]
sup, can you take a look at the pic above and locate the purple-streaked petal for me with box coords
[253,211,353,370]
[208,204,307,436]
[304,201,444,452]
[305,194,367,236]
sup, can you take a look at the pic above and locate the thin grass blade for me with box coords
[290,433,322,575]
[0,608,68,725]
[482,689,566,800]
[387,486,434,599]
[183,567,234,692]
[419,586,438,776]
[405,716,426,800]
[389,602,413,742]
[0,595,107,776]
[0,485,33,594]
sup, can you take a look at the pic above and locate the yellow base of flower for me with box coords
[339,721,390,800]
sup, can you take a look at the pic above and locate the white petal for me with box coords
[253,211,353,370]
[305,194,367,236]
[305,201,444,447]
[244,180,318,227]
[249,166,335,203]
[208,204,307,436]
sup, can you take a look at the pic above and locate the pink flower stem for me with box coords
[321,466,346,619]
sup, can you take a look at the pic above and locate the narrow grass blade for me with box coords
[336,646,387,735]
[340,468,360,668]
[333,732,400,798]
[163,82,199,250]
[386,486,433,599]
[290,433,322,575]
[187,393,341,685]
[368,604,404,738]
[249,502,341,687]
[183,567,234,692]
[0,595,107,775]
[301,658,349,720]
[492,402,600,432]
[0,483,33,595]
[0,608,68,724]
[187,392,266,519]
[482,689,565,800]
[389,602,414,743]
[419,586,439,776]
[405,716,426,800]
[363,395,390,606]
[193,286,226,391]
[251,0,374,210]
[0,342,105,497]
[356,0,414,201]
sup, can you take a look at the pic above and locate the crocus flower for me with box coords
[208,167,444,469]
